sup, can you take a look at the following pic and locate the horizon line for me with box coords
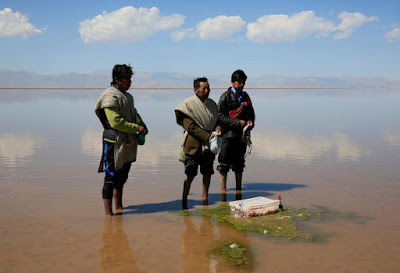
[0,87,347,90]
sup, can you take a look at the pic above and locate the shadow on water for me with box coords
[241,182,307,192]
[123,182,307,215]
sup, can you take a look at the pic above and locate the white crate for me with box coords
[229,197,280,217]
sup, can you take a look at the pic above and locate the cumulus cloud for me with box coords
[171,15,246,41]
[0,8,45,38]
[247,11,335,44]
[246,11,378,44]
[385,27,400,43]
[334,12,378,39]
[79,6,185,44]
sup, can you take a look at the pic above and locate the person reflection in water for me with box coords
[95,64,148,216]
[99,216,143,272]
[181,212,254,272]
[175,77,221,209]
[181,214,216,272]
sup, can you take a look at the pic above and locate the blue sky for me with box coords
[0,0,399,78]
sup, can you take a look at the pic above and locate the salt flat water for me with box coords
[0,88,399,272]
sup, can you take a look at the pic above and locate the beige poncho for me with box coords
[95,86,139,170]
[175,95,219,148]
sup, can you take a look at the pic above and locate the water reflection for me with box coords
[252,130,368,164]
[181,213,253,272]
[82,127,370,167]
[99,216,144,273]
[0,133,45,168]
[81,127,181,166]
[384,131,400,146]
[81,128,102,159]
[181,215,216,273]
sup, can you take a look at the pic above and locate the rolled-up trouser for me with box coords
[184,150,215,177]
[217,137,247,173]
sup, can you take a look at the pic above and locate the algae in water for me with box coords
[177,204,326,241]
[209,240,252,267]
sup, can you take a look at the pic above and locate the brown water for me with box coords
[1,89,400,272]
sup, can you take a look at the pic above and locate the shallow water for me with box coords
[1,88,400,272]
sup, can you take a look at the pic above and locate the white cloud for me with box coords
[0,8,45,38]
[172,15,245,41]
[246,11,378,44]
[385,27,400,43]
[246,11,335,44]
[79,6,185,44]
[334,12,378,39]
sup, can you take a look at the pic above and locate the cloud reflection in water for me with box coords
[0,133,45,168]
[383,131,400,146]
[81,128,182,167]
[251,131,368,164]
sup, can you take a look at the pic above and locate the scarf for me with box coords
[175,95,218,149]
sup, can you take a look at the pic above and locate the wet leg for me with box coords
[114,188,123,211]
[220,172,227,193]
[235,172,243,200]
[202,174,211,204]
[103,199,114,216]
[182,176,194,208]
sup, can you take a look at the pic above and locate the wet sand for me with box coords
[1,90,400,272]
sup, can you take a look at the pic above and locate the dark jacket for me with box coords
[218,87,255,139]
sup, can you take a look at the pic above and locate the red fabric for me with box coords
[221,93,252,133]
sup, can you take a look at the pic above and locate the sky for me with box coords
[0,0,399,79]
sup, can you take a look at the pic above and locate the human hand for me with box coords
[138,125,148,136]
[239,120,246,128]
[247,120,254,130]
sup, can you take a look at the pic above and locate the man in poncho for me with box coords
[217,69,255,200]
[175,77,221,208]
[95,64,148,216]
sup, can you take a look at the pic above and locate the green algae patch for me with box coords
[209,240,253,269]
[177,204,327,241]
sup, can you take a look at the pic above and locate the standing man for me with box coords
[95,64,148,216]
[217,69,255,200]
[175,77,220,208]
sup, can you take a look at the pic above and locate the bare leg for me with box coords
[235,172,243,200]
[114,188,123,211]
[182,176,194,207]
[220,172,228,193]
[103,199,114,216]
[220,192,227,202]
[202,174,211,204]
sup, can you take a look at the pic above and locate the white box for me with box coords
[229,197,281,217]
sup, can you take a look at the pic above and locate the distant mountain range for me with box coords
[1,69,399,90]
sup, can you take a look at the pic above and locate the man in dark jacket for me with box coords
[217,69,255,200]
